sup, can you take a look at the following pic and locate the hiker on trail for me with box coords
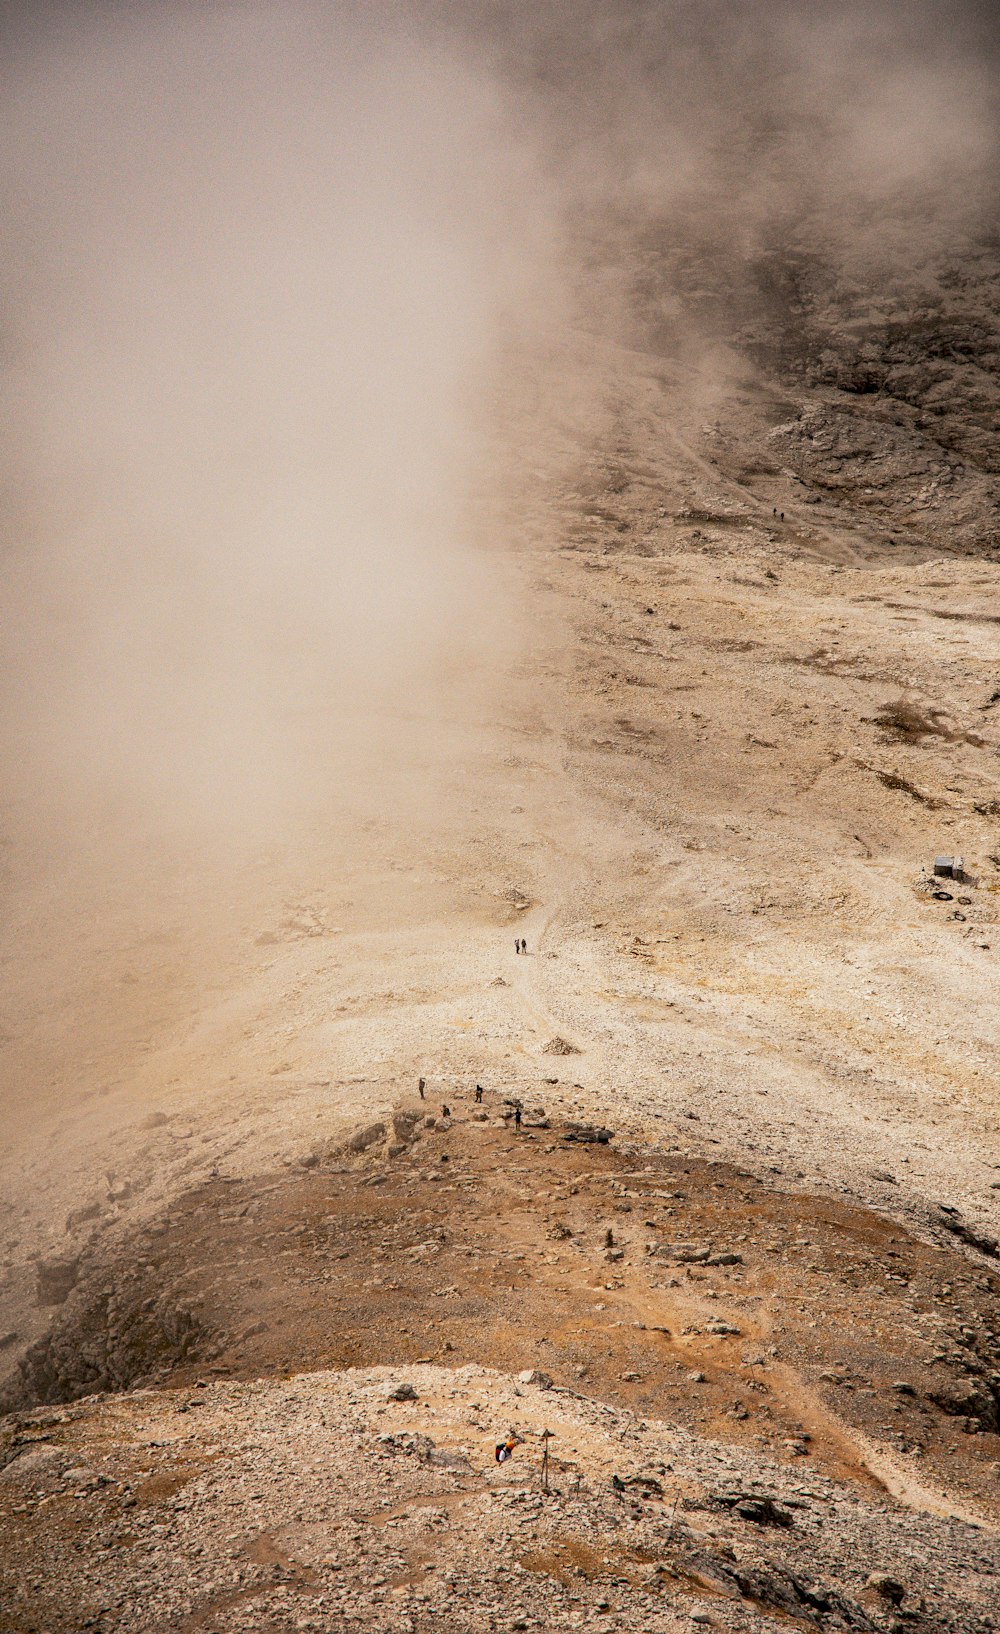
[521,938,528,955]
[475,1084,483,1103]
[442,1104,451,1119]
[495,1434,517,1464]
[418,1077,425,1100]
[514,1104,522,1129]
[515,937,522,955]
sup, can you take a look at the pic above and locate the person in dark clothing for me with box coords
[475,1084,483,1103]
[514,1104,522,1129]
[418,1077,425,1100]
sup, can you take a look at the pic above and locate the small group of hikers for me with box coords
[415,1077,519,1125]
[418,928,528,1116]
[419,1077,483,1102]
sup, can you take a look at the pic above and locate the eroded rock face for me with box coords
[625,206,1000,559]
[676,1548,877,1630]
[926,1378,1000,1434]
[346,1122,386,1156]
[5,1273,206,1411]
[0,1442,67,1486]
[391,1111,420,1145]
[34,1259,80,1307]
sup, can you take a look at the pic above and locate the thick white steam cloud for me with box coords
[1,4,553,838]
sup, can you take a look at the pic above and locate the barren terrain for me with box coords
[4,4,1000,1631]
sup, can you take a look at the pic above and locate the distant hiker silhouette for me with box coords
[418,1077,425,1100]
[514,1105,522,1129]
[475,1084,483,1103]
[442,1104,451,1119]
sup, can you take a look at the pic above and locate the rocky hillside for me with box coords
[4,5,1000,1632]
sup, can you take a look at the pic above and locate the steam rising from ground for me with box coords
[1,5,554,843]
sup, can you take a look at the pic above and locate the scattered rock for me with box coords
[690,1492,794,1528]
[383,1381,418,1402]
[517,1369,553,1389]
[865,1573,906,1606]
[62,1465,99,1489]
[734,1496,793,1527]
[347,1122,387,1155]
[427,1447,473,1472]
[542,1036,582,1055]
[648,1242,711,1263]
[563,1123,614,1144]
[613,1472,663,1496]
